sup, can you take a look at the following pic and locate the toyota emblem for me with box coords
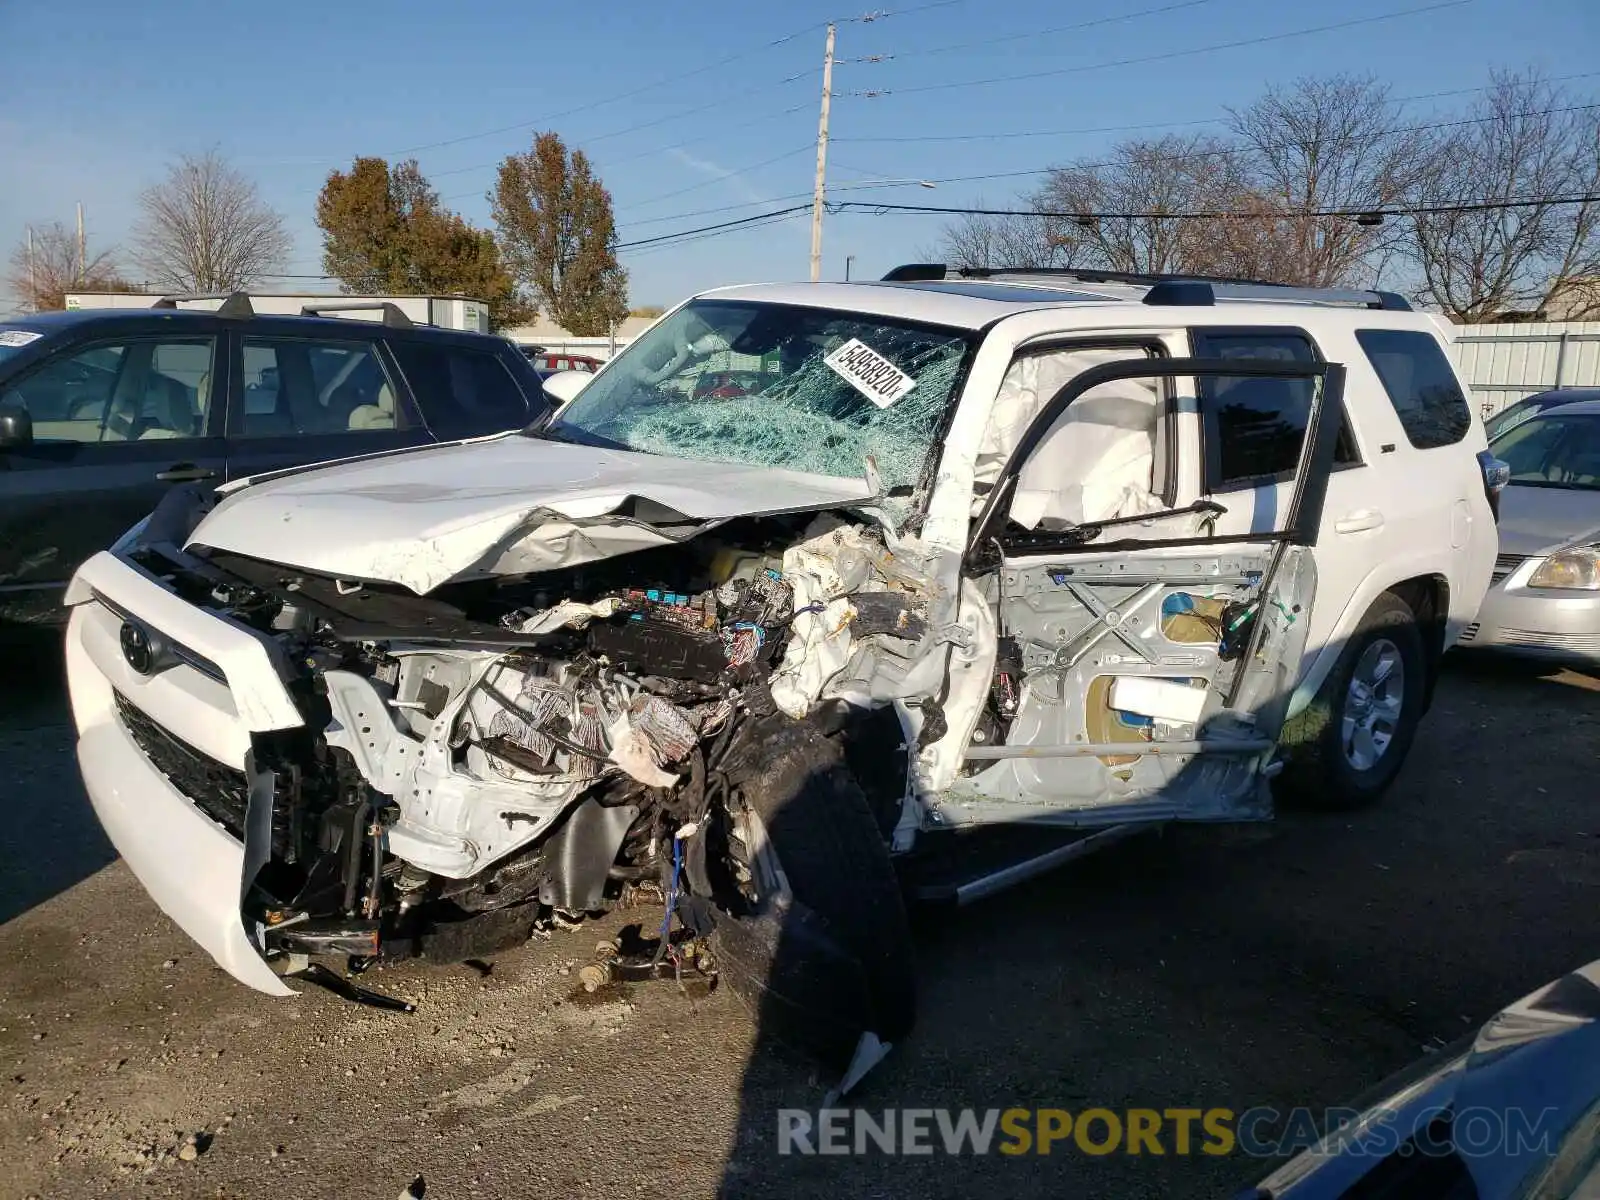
[120,620,155,675]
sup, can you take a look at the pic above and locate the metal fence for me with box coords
[1448,322,1600,419]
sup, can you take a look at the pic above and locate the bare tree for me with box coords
[1221,75,1430,286]
[1408,72,1600,320]
[1031,134,1240,274]
[5,221,129,311]
[133,149,290,291]
[932,197,1073,269]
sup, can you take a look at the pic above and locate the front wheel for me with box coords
[1275,592,1427,810]
[709,721,916,1069]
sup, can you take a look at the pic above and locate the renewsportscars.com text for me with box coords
[776,1105,1560,1158]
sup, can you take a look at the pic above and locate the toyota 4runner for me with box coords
[64,266,1505,1074]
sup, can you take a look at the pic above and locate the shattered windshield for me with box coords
[541,301,974,492]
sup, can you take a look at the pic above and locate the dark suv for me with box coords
[0,296,549,624]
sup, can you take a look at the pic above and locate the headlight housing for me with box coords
[1528,548,1600,590]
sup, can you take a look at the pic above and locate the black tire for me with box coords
[710,721,916,1066]
[1275,592,1427,810]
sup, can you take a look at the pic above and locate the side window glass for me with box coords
[392,344,528,439]
[1,338,215,444]
[1193,331,1357,492]
[1355,329,1471,450]
[239,339,400,436]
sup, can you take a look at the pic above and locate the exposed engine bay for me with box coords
[121,507,940,1000]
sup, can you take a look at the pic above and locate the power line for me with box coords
[390,21,827,157]
[433,78,812,201]
[610,191,1600,254]
[622,210,809,258]
[625,145,817,211]
[855,0,1474,98]
[615,204,814,250]
[617,192,816,231]
[827,193,1600,220]
[822,102,1600,194]
[834,72,1600,144]
[847,0,1219,62]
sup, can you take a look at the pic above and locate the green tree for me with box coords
[491,133,628,336]
[315,157,532,328]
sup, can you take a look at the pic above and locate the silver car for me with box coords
[1461,399,1600,661]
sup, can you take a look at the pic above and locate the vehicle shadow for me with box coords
[710,631,1600,1198]
[0,630,114,926]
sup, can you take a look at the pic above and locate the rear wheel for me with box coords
[710,721,916,1068]
[1276,592,1426,810]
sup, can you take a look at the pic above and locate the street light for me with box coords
[832,178,939,192]
[845,254,856,281]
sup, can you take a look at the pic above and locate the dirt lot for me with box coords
[2,637,1597,1200]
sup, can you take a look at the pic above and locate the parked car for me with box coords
[1458,398,1600,661]
[1483,386,1600,440]
[0,295,549,625]
[1240,956,1600,1199]
[64,266,1501,1070]
[518,346,604,374]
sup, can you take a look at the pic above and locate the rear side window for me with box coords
[238,338,403,437]
[1192,330,1359,491]
[1355,329,1471,450]
[391,344,529,439]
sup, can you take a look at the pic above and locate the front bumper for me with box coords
[1457,565,1600,661]
[64,551,302,995]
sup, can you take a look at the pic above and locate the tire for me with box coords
[1275,592,1427,810]
[710,721,916,1067]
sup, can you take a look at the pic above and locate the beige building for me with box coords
[502,313,662,359]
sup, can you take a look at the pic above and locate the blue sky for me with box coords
[1,0,1595,312]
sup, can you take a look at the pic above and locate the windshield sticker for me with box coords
[824,339,917,408]
[0,330,42,348]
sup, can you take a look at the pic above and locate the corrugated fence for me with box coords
[1448,322,1600,419]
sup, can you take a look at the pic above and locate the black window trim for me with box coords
[3,330,228,441]
[1188,324,1365,495]
[997,334,1176,507]
[1353,326,1473,452]
[226,330,415,439]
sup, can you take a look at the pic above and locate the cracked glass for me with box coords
[541,301,973,493]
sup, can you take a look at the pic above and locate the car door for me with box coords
[949,355,1346,828]
[0,332,226,597]
[386,340,540,440]
[222,332,429,482]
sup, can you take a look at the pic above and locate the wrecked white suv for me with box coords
[65,266,1503,1066]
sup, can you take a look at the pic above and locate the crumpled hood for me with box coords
[1496,484,1600,557]
[189,435,875,594]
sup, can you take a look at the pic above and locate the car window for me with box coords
[1192,331,1358,491]
[391,343,529,439]
[1,336,217,444]
[1356,329,1472,450]
[1492,413,1600,490]
[239,338,402,437]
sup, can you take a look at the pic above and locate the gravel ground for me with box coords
[1,638,1597,1200]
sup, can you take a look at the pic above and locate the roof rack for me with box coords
[878,263,1411,312]
[150,291,255,319]
[299,301,415,329]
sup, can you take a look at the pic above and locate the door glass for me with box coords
[238,338,401,436]
[390,343,528,439]
[1192,332,1358,491]
[0,337,216,443]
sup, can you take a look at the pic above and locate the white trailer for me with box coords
[62,291,493,334]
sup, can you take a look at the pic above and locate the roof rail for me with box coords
[150,291,255,318]
[878,263,1412,311]
[298,301,416,328]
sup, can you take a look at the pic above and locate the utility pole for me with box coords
[76,202,85,286]
[26,226,36,312]
[808,22,835,284]
[845,254,855,281]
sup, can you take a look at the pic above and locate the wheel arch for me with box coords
[1291,567,1453,719]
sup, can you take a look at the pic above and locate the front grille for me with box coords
[115,692,250,842]
[1491,553,1527,585]
[1459,622,1480,643]
[1497,628,1600,654]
